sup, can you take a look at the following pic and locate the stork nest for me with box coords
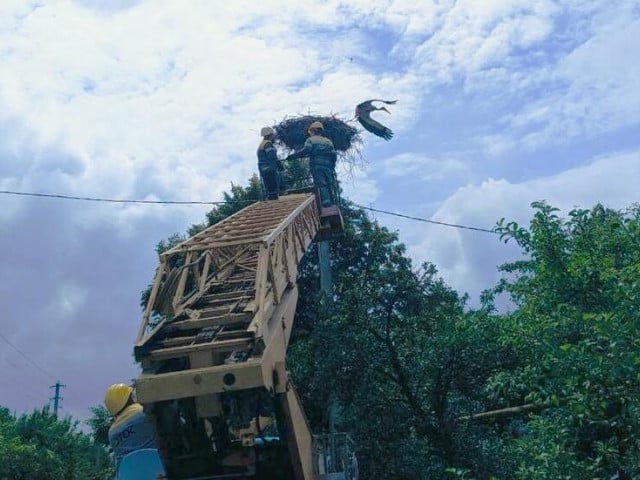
[274,115,361,153]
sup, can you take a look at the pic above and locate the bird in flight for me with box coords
[354,99,397,141]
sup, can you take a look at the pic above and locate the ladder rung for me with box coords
[149,337,253,361]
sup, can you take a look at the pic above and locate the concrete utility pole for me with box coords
[49,381,65,417]
[318,240,339,440]
[318,241,333,298]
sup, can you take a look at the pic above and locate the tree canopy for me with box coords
[479,202,640,479]
[4,180,638,479]
[0,406,112,480]
[171,181,640,479]
[144,180,640,479]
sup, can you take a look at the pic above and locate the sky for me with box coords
[0,0,639,425]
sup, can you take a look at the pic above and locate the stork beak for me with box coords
[381,107,390,114]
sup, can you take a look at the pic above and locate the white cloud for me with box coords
[46,283,89,319]
[339,165,379,206]
[413,0,558,80]
[465,6,640,154]
[407,149,640,304]
[498,17,640,150]
[0,0,638,423]
[0,1,409,231]
[381,152,470,181]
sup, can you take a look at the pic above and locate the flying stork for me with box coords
[355,99,397,141]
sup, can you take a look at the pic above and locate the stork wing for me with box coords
[356,99,398,109]
[371,99,398,105]
[370,99,397,105]
[357,114,394,141]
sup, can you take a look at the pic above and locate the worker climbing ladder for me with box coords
[132,193,355,480]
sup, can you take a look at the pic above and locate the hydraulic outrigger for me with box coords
[131,192,355,480]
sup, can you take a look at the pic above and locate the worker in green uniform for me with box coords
[104,383,160,470]
[257,126,284,200]
[286,121,338,207]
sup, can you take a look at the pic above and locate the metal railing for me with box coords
[312,433,358,480]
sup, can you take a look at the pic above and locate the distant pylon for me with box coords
[49,381,66,417]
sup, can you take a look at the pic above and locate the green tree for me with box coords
[145,179,509,479]
[144,177,640,479]
[0,406,112,480]
[203,175,262,227]
[482,202,640,479]
[86,405,112,447]
[290,206,515,479]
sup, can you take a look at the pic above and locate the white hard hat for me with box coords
[261,126,275,136]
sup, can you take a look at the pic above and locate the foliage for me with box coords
[86,405,112,447]
[204,175,263,227]
[143,176,640,480]
[292,200,640,478]
[289,206,516,478]
[483,202,640,479]
[0,406,112,480]
[139,175,263,310]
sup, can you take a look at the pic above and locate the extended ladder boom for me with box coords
[134,193,321,479]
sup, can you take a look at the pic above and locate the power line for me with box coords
[0,330,55,381]
[354,204,497,234]
[0,333,81,404]
[0,190,255,205]
[0,358,49,404]
[0,189,496,234]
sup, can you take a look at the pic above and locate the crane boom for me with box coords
[133,193,326,479]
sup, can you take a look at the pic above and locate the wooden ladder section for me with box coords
[134,193,320,480]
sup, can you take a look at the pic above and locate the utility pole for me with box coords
[318,240,339,440]
[49,381,65,417]
[318,241,333,298]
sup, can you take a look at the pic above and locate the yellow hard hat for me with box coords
[260,126,275,137]
[104,383,133,415]
[308,121,324,133]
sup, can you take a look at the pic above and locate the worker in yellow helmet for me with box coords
[285,121,338,207]
[104,383,160,470]
[257,126,285,200]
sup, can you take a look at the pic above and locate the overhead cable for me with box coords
[0,330,55,380]
[0,189,496,234]
[354,204,497,234]
[0,190,254,205]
